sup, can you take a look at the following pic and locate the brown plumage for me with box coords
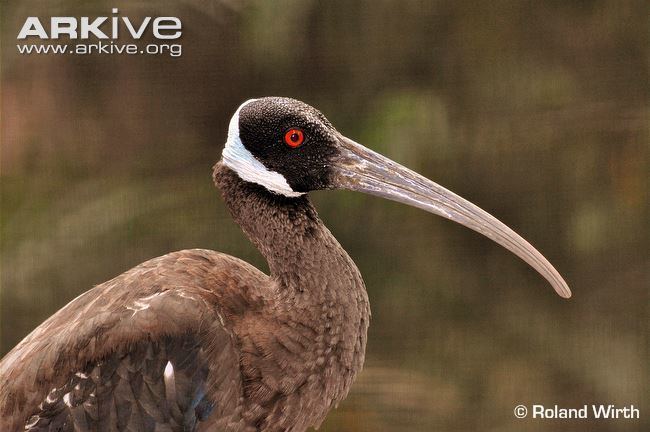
[0,97,569,431]
[0,164,369,431]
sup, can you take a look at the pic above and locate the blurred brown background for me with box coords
[1,1,648,431]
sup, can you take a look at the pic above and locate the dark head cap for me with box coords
[222,97,339,196]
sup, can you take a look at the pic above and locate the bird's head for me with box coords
[222,97,571,298]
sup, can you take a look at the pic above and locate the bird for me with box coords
[0,97,571,432]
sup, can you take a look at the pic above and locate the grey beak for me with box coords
[331,135,571,299]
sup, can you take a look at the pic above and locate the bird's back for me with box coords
[0,249,268,431]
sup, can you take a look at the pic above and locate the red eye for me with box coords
[284,129,305,148]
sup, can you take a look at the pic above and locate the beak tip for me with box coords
[557,284,572,299]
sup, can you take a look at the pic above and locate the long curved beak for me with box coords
[330,135,571,298]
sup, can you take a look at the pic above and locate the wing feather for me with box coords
[0,249,265,432]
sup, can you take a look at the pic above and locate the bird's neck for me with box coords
[214,162,350,293]
[213,162,370,429]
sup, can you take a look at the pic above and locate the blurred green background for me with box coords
[1,1,648,431]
